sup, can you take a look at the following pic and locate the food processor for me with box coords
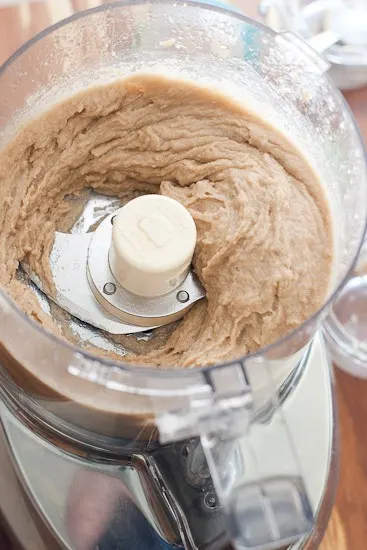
[0,2,366,550]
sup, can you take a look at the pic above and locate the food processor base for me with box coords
[0,332,337,550]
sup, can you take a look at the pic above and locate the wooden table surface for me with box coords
[0,1,366,549]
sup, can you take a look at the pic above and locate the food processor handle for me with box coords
[156,361,314,550]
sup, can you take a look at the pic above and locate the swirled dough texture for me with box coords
[0,75,332,368]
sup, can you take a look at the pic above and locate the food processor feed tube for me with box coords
[0,2,366,550]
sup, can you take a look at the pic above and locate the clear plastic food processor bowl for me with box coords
[0,2,366,550]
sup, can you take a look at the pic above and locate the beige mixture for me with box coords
[0,75,333,368]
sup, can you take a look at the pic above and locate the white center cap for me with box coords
[109,195,197,297]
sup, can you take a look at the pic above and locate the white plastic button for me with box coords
[109,195,197,297]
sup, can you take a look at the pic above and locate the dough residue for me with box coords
[0,75,333,368]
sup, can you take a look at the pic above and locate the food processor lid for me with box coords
[323,237,367,378]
